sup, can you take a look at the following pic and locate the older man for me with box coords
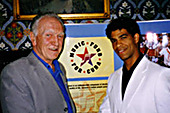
[1,13,76,113]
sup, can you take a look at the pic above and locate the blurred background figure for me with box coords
[159,33,170,67]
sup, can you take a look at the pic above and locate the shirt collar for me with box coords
[123,53,144,73]
[32,50,60,73]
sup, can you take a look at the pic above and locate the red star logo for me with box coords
[76,47,96,66]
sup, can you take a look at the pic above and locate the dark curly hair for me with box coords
[106,17,142,45]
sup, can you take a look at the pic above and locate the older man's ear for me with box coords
[30,32,36,46]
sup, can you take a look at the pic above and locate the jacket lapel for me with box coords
[59,72,76,113]
[121,56,149,112]
[27,52,54,82]
[109,68,123,112]
[28,53,76,112]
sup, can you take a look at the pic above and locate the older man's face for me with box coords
[32,17,64,64]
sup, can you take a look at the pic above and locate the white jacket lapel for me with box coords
[109,68,123,112]
[121,56,149,112]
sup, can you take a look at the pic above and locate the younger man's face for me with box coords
[110,28,139,62]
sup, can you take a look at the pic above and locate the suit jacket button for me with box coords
[64,107,68,112]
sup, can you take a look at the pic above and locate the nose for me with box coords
[51,35,59,46]
[115,39,122,48]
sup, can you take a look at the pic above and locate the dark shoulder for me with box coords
[1,56,29,79]
[3,56,29,71]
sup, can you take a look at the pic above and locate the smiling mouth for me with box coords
[117,48,127,54]
[49,47,58,51]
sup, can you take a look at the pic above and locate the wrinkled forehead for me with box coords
[38,18,63,31]
[44,29,65,35]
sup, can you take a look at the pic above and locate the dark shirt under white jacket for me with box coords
[0,52,76,113]
[99,56,170,113]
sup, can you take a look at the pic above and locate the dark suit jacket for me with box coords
[0,52,76,113]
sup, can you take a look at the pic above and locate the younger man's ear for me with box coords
[134,33,140,43]
[30,32,36,46]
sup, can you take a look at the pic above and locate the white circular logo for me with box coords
[70,41,102,74]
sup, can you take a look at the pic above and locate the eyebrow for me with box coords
[58,32,65,35]
[119,34,128,38]
[112,33,128,40]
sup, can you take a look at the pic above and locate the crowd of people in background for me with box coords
[140,32,170,67]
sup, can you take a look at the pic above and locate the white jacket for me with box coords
[99,56,170,113]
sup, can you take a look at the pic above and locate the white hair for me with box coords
[31,13,65,37]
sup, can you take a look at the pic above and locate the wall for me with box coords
[0,0,170,71]
[0,0,169,50]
